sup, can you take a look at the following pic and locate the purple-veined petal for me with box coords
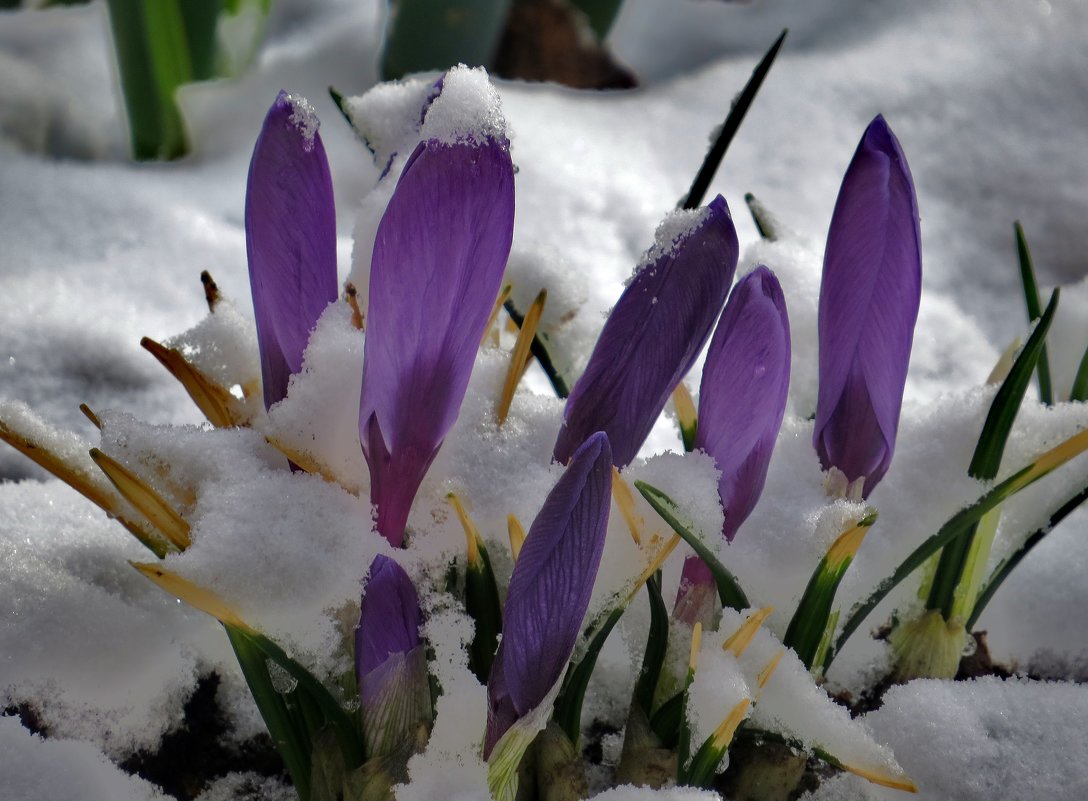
[696,266,791,540]
[813,115,921,496]
[355,554,423,679]
[484,432,612,757]
[359,135,515,546]
[674,556,717,628]
[554,196,738,468]
[245,91,338,410]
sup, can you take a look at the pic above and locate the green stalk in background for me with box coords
[105,0,271,160]
[380,0,514,80]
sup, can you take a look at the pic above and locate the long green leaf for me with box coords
[466,541,503,683]
[680,30,787,210]
[634,481,749,611]
[227,626,315,800]
[925,289,1059,617]
[783,514,876,670]
[1015,222,1053,405]
[552,606,624,743]
[967,481,1088,630]
[633,572,669,714]
[828,422,1088,668]
[106,0,194,160]
[1071,340,1088,402]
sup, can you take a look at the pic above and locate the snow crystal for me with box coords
[345,74,439,170]
[0,717,166,801]
[629,206,714,285]
[419,65,507,146]
[284,92,319,151]
[803,677,1088,801]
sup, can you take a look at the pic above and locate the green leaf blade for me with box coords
[634,480,749,612]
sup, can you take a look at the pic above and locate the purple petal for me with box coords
[554,196,738,468]
[358,645,431,758]
[359,136,515,546]
[484,432,612,756]
[696,266,791,540]
[245,91,338,410]
[813,115,921,495]
[673,555,717,628]
[355,554,423,680]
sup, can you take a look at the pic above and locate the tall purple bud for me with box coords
[675,267,790,623]
[355,555,431,757]
[245,91,338,410]
[554,196,738,468]
[813,115,921,498]
[358,74,515,548]
[485,432,612,758]
[697,266,790,539]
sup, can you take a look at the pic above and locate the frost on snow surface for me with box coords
[3,0,1088,800]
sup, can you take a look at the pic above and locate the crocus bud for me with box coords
[697,266,791,539]
[485,432,612,758]
[554,196,739,468]
[355,555,431,758]
[674,267,790,627]
[245,91,338,410]
[359,74,515,547]
[813,115,921,498]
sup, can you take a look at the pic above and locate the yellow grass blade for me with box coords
[90,448,191,550]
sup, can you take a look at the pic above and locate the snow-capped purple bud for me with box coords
[484,432,612,757]
[355,554,430,757]
[697,266,790,540]
[813,115,921,498]
[245,91,338,410]
[359,132,515,547]
[554,197,738,468]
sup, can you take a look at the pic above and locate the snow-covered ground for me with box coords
[2,1,1088,799]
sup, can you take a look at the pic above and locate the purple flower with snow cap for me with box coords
[484,432,612,757]
[359,83,515,547]
[355,554,431,757]
[813,115,921,498]
[675,266,790,623]
[554,196,739,468]
[245,91,338,410]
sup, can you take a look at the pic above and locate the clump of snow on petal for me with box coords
[284,92,319,151]
[420,65,507,146]
[628,206,712,285]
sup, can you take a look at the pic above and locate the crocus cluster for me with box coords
[24,59,1059,801]
[239,82,929,799]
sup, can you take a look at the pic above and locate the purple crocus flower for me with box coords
[697,266,790,540]
[674,266,790,623]
[813,115,921,498]
[484,432,612,757]
[355,554,430,757]
[553,196,739,468]
[245,91,338,410]
[358,129,515,547]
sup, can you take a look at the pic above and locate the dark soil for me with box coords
[6,672,287,801]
